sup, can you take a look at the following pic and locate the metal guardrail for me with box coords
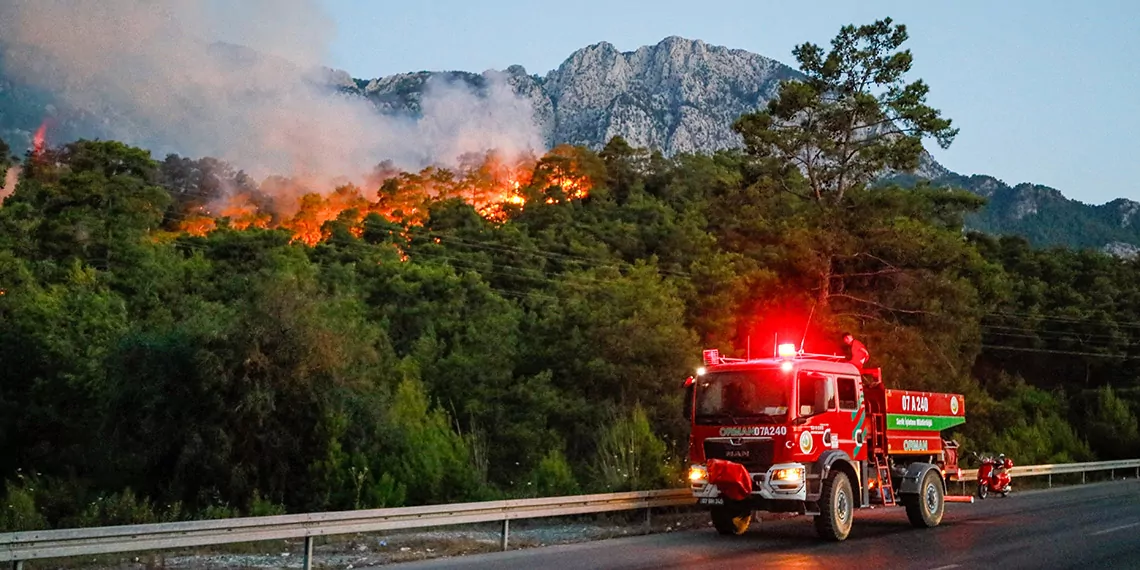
[956,458,1140,485]
[3,459,1138,569]
[0,489,695,569]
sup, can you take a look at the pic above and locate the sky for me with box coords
[315,1,1139,205]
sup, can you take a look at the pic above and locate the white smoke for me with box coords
[0,0,544,187]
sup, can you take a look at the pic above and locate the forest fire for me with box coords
[177,146,593,245]
[33,120,48,157]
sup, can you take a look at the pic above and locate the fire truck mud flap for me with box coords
[897,462,944,496]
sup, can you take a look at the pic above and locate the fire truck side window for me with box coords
[797,372,835,417]
[837,377,858,410]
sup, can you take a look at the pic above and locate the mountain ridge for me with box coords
[342,36,1138,253]
[1,35,1136,254]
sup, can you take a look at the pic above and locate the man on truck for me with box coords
[841,332,870,370]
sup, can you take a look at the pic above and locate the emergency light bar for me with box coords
[777,343,797,359]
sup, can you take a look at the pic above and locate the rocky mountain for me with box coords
[1,36,1137,253]
[891,170,1140,251]
[341,36,800,158]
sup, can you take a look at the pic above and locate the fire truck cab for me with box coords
[684,345,967,541]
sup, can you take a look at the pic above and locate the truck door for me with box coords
[836,375,865,460]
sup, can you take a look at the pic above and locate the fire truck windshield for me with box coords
[694,370,790,425]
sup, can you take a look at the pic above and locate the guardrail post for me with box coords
[646,506,652,531]
[1111,469,1115,481]
[303,536,314,570]
[12,561,24,570]
[501,519,510,551]
[1082,471,1086,484]
[1048,474,1052,488]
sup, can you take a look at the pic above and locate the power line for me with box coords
[986,311,1140,330]
[980,344,1140,359]
[981,325,1132,342]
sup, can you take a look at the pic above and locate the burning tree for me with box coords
[168,147,590,245]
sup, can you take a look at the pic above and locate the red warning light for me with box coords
[702,349,720,366]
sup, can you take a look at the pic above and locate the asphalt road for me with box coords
[377,479,1140,570]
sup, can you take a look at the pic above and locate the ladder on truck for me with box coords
[869,410,895,506]
[863,370,895,506]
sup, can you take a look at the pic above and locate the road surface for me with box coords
[377,479,1140,570]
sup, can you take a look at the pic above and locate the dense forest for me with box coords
[2,19,1139,531]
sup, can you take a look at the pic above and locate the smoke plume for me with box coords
[0,0,545,187]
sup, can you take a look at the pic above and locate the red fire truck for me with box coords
[683,344,970,541]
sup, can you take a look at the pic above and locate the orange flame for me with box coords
[219,194,272,230]
[182,148,591,245]
[281,185,372,246]
[33,120,48,157]
[179,215,216,237]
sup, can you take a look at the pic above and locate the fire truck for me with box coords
[683,344,971,541]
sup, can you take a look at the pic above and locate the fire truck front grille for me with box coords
[703,439,774,471]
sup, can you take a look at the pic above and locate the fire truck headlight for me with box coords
[688,465,708,483]
[773,467,804,482]
[696,366,707,376]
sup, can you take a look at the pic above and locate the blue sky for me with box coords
[320,0,1139,205]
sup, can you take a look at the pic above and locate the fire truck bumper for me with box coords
[690,462,808,504]
[755,462,808,501]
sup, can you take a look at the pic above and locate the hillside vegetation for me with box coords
[2,18,1138,531]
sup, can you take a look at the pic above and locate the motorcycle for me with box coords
[974,452,1012,499]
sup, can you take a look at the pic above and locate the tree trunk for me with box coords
[818,257,833,309]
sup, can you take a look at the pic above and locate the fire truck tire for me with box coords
[905,469,945,528]
[710,506,752,535]
[814,471,854,541]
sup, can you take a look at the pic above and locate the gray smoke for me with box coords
[0,0,544,187]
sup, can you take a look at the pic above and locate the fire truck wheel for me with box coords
[710,505,752,535]
[814,471,853,541]
[905,469,945,528]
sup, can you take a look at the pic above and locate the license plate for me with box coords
[698,498,725,505]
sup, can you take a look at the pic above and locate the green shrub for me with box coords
[592,405,670,492]
[528,449,580,497]
[71,488,180,527]
[247,490,286,517]
[1084,385,1140,460]
[0,475,48,532]
[383,370,489,505]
